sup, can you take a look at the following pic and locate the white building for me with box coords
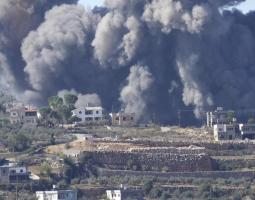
[72,106,104,123]
[106,190,122,200]
[207,107,234,127]
[111,112,136,127]
[239,124,255,140]
[213,124,236,141]
[36,190,77,200]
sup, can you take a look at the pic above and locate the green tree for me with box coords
[8,133,31,152]
[227,110,235,122]
[39,107,52,119]
[48,96,63,111]
[69,116,82,124]
[58,105,72,123]
[40,162,52,178]
[64,94,78,108]
[143,180,153,195]
[248,118,255,124]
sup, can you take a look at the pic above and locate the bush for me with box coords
[57,180,68,189]
[149,187,162,198]
[143,180,153,195]
[8,133,31,152]
[160,191,171,200]
[232,192,242,200]
[71,178,80,185]
[181,191,194,199]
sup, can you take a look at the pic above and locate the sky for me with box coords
[78,0,103,8]
[234,0,255,13]
[78,0,255,13]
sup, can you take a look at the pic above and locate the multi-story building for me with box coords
[9,166,29,183]
[239,124,255,140]
[9,106,38,126]
[9,107,25,124]
[111,112,136,127]
[106,190,122,200]
[36,190,77,200]
[0,164,30,184]
[213,124,237,141]
[0,166,10,184]
[72,106,104,123]
[207,107,234,127]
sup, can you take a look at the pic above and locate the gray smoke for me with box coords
[142,0,210,34]
[22,4,99,98]
[0,0,77,96]
[120,65,153,120]
[57,89,101,108]
[1,0,255,124]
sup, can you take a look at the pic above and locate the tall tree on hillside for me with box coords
[48,96,63,111]
[64,94,78,110]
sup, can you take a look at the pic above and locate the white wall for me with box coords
[72,107,103,122]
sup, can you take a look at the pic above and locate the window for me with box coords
[85,117,93,121]
[123,117,127,121]
[85,110,93,115]
[25,112,36,117]
[130,117,134,121]
[95,117,100,121]
[79,111,82,114]
[116,117,119,121]
[20,169,23,173]
[96,110,99,114]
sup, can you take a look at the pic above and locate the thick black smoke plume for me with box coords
[1,0,255,124]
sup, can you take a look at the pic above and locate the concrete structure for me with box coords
[239,124,255,140]
[0,164,29,184]
[0,166,10,184]
[207,107,234,127]
[24,107,38,126]
[9,107,25,124]
[111,112,136,127]
[36,190,77,200]
[9,106,38,126]
[106,190,122,200]
[72,106,104,123]
[213,124,236,141]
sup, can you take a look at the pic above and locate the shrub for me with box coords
[143,180,153,195]
[149,187,162,198]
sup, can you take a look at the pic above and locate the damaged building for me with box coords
[111,112,136,127]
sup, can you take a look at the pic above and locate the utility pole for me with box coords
[178,110,181,127]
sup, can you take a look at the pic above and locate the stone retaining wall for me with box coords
[83,151,214,172]
[100,169,255,179]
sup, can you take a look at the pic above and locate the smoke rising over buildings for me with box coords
[0,0,255,123]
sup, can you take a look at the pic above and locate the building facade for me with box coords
[239,124,255,140]
[9,107,25,124]
[106,190,122,200]
[213,124,236,141]
[72,106,104,123]
[0,164,29,184]
[36,190,77,200]
[0,166,10,184]
[207,107,234,127]
[111,112,136,127]
[9,106,38,126]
